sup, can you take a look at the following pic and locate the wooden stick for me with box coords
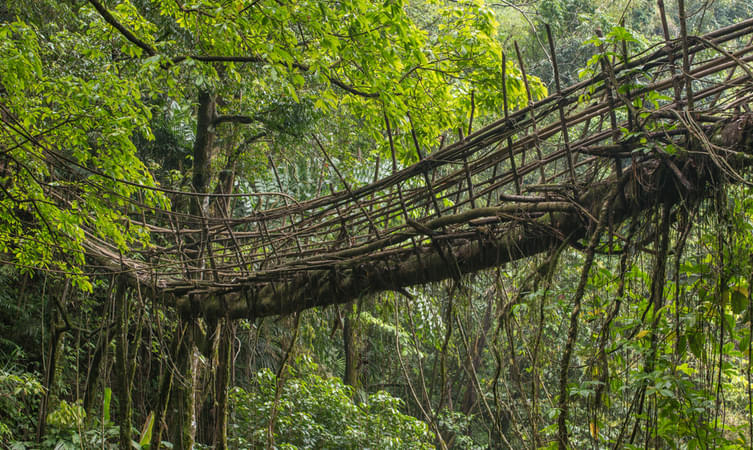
[408,112,443,217]
[313,135,382,238]
[546,24,577,185]
[514,41,548,184]
[678,0,695,112]
[502,52,522,195]
[595,28,623,178]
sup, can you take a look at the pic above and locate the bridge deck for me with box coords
[65,18,753,316]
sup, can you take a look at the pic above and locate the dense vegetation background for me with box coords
[1,0,753,448]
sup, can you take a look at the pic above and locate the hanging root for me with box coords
[556,188,616,449]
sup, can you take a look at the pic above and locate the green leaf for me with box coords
[740,331,751,352]
[731,288,748,314]
[724,312,736,333]
[139,412,154,448]
[103,387,112,424]
[677,363,696,376]
[688,331,705,360]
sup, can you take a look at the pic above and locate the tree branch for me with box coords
[88,2,381,99]
[87,0,156,57]
[212,115,257,126]
[174,55,378,98]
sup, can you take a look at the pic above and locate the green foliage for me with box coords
[538,0,595,32]
[0,365,43,441]
[0,0,546,287]
[2,1,753,448]
[0,376,120,449]
[6,399,119,450]
[0,270,43,360]
[230,355,435,449]
[578,26,643,80]
[0,18,167,290]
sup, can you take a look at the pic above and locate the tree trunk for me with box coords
[83,326,116,415]
[191,90,217,211]
[36,324,64,441]
[213,319,231,449]
[177,320,197,450]
[343,304,360,388]
[36,281,70,441]
[174,89,216,450]
[151,319,186,449]
[113,281,133,449]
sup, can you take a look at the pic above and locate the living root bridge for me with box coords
[178,114,753,320]
[70,17,753,323]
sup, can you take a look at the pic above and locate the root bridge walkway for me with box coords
[77,17,753,318]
